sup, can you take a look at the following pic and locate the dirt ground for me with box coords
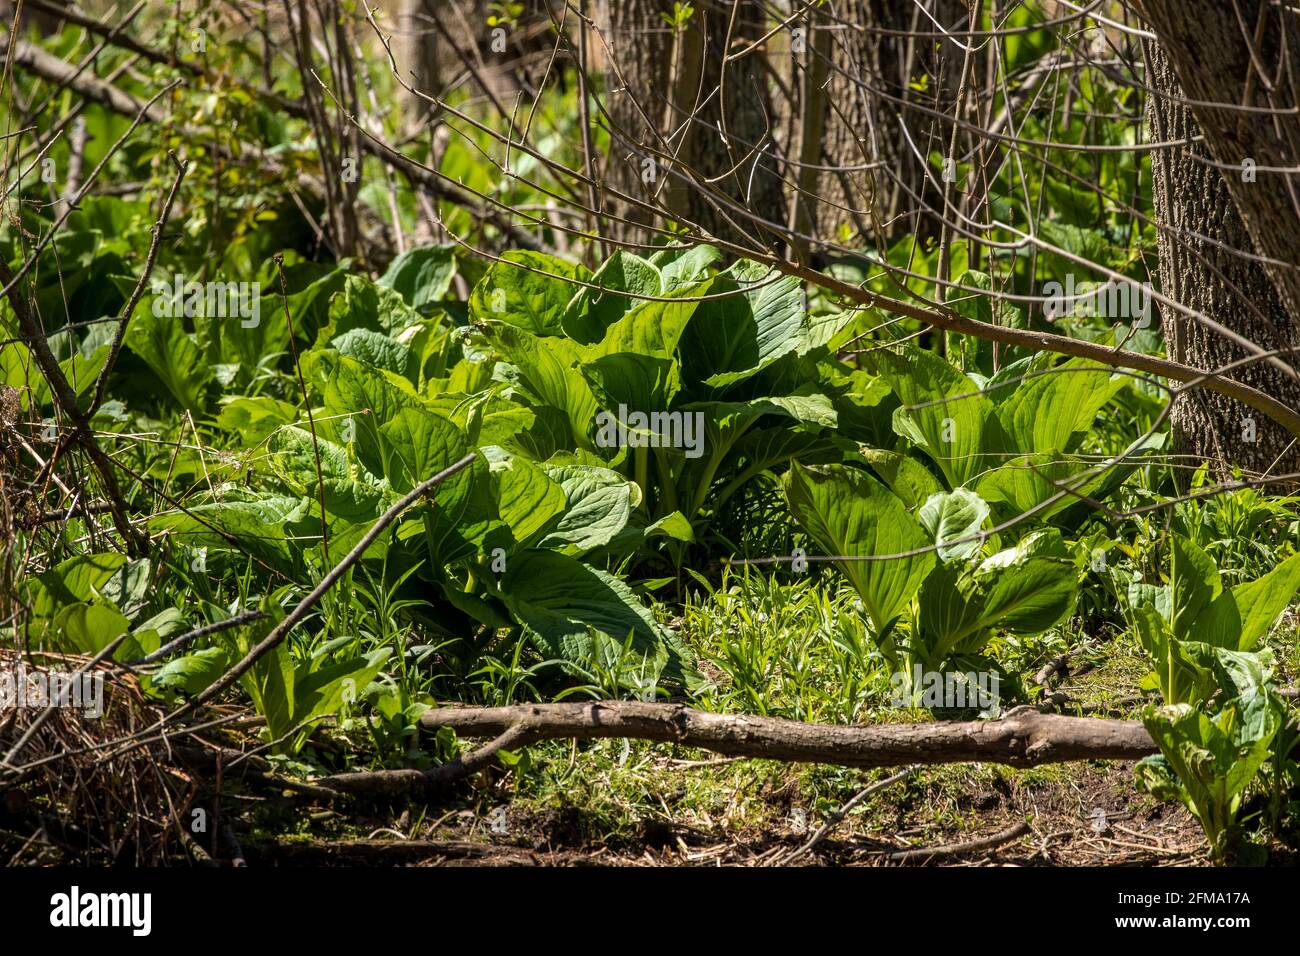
[244,763,1216,867]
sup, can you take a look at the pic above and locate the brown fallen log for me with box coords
[312,702,1156,798]
[420,701,1156,768]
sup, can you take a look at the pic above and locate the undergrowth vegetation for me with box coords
[3,0,1300,867]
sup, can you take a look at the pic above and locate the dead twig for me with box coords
[129,611,268,667]
[775,767,914,866]
[887,819,1031,863]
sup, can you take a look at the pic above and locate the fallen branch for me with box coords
[887,819,1031,863]
[419,701,1156,768]
[1034,643,1096,688]
[0,39,169,122]
[22,0,204,77]
[317,722,534,797]
[776,767,914,866]
[308,701,1157,799]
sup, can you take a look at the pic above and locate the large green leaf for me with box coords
[649,244,721,288]
[538,464,639,553]
[975,453,1104,523]
[303,349,420,476]
[971,529,1077,635]
[379,245,457,312]
[331,327,416,381]
[682,262,804,388]
[561,250,662,343]
[581,352,681,415]
[125,306,211,410]
[320,274,422,343]
[866,345,1004,488]
[470,250,588,335]
[490,454,567,547]
[26,552,128,621]
[483,323,598,449]
[290,646,392,751]
[995,358,1126,454]
[687,394,838,433]
[918,489,989,562]
[216,395,298,445]
[149,492,312,571]
[209,264,344,381]
[498,550,694,682]
[152,647,231,697]
[53,603,130,655]
[784,463,935,631]
[1170,536,1224,644]
[587,278,712,358]
[916,529,1075,664]
[1231,550,1300,649]
[377,406,481,560]
[269,426,388,521]
[860,448,944,510]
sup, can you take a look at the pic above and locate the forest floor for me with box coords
[232,619,1300,868]
[242,759,1208,867]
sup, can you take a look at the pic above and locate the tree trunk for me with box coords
[795,0,966,252]
[1144,19,1300,478]
[0,0,60,35]
[596,0,785,248]
[396,0,442,141]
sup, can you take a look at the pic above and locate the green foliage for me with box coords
[783,462,1075,686]
[466,247,852,567]
[1121,535,1300,705]
[1137,647,1285,864]
[784,462,934,635]
[914,529,1076,673]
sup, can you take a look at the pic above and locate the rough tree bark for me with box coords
[314,701,1157,797]
[419,700,1156,767]
[396,0,442,140]
[1140,1,1300,478]
[595,0,786,247]
[794,0,965,251]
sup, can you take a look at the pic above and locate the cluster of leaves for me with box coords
[6,217,1180,739]
[778,336,1166,696]
[138,247,698,693]
[7,190,1300,860]
[1120,536,1300,861]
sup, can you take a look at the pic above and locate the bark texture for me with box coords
[596,0,785,247]
[396,0,443,140]
[1139,1,1300,322]
[798,0,966,248]
[317,701,1156,797]
[424,701,1155,767]
[1145,33,1300,477]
